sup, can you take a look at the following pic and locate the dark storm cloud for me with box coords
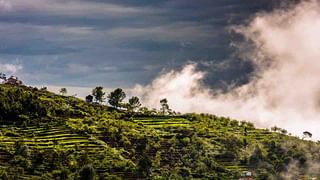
[0,0,277,88]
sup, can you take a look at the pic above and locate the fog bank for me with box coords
[134,0,320,140]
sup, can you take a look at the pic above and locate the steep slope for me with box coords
[0,84,319,179]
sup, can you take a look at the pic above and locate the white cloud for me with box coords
[133,1,320,140]
[0,63,22,74]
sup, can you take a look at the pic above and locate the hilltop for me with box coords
[0,84,319,179]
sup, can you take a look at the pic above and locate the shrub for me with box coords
[180,137,190,146]
[79,164,96,180]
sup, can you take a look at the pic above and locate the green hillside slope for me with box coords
[0,84,319,179]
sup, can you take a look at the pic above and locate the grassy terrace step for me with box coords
[133,117,189,123]
[29,135,87,140]
[0,137,97,143]
[0,142,102,150]
[0,124,104,153]
[0,136,88,142]
[0,135,91,143]
[19,129,71,134]
[138,122,189,125]
[0,136,90,141]
[18,128,70,132]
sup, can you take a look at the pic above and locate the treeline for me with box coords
[0,86,47,122]
[81,86,177,116]
[0,85,97,124]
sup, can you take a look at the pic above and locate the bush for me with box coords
[180,137,190,146]
[249,146,264,166]
[79,164,96,180]
[137,153,152,177]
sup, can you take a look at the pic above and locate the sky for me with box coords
[0,0,275,88]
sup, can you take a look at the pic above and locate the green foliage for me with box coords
[40,87,47,91]
[107,88,126,109]
[79,164,96,180]
[0,86,47,122]
[137,153,152,177]
[92,86,105,103]
[160,98,170,115]
[59,88,67,96]
[127,96,141,112]
[85,94,93,103]
[0,84,319,179]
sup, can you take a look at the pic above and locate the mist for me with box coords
[133,0,320,140]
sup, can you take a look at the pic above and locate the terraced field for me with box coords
[0,85,319,179]
[0,122,136,179]
[133,116,250,177]
[133,116,320,179]
[0,115,319,179]
[1,124,102,149]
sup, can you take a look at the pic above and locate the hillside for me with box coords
[0,84,319,179]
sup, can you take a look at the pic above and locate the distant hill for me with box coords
[0,84,319,179]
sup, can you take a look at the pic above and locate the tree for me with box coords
[280,129,287,135]
[303,131,312,139]
[92,87,105,103]
[271,126,279,132]
[59,88,67,96]
[128,96,141,112]
[40,87,47,91]
[108,88,126,109]
[160,98,169,115]
[85,95,93,103]
[0,72,6,82]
